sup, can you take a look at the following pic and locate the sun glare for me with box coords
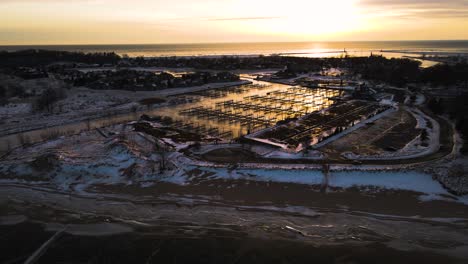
[221,0,362,39]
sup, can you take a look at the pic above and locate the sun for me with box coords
[291,0,361,34]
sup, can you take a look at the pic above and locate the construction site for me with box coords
[153,82,343,141]
[129,77,446,165]
[251,101,392,150]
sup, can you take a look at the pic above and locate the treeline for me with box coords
[132,55,326,71]
[1,50,468,88]
[0,49,120,68]
[134,55,468,87]
[345,56,421,86]
[132,55,421,83]
[64,69,239,91]
[421,63,468,86]
[428,94,468,154]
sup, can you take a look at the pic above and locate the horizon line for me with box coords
[1,39,468,47]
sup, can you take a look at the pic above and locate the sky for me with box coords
[1,0,468,44]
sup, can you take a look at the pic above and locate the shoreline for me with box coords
[1,175,468,262]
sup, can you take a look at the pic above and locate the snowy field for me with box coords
[0,78,250,137]
[167,166,467,202]
[2,126,466,205]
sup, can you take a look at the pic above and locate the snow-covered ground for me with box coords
[0,80,250,137]
[428,155,468,195]
[2,125,466,206]
[149,80,250,97]
[0,103,32,116]
[0,129,171,192]
[192,143,324,160]
[177,166,441,192]
[414,93,426,105]
[262,150,324,160]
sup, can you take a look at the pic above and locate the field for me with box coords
[321,108,422,157]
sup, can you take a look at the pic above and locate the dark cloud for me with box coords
[360,0,468,7]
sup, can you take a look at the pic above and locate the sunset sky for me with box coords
[1,0,468,44]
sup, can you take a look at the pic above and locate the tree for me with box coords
[420,129,429,141]
[159,147,168,173]
[0,85,6,105]
[153,143,168,174]
[427,98,444,115]
[0,85,5,97]
[10,86,25,98]
[36,88,59,112]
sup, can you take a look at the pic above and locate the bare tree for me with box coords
[321,164,330,193]
[159,148,167,173]
[86,118,91,131]
[301,136,311,157]
[36,88,58,112]
[153,143,168,174]
[421,129,429,142]
[4,140,11,154]
[0,85,6,105]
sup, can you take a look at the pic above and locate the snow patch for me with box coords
[175,167,450,196]
[329,171,447,194]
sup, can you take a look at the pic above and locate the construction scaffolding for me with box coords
[155,83,348,140]
[175,86,344,139]
[180,107,274,128]
[255,101,392,147]
[187,84,271,99]
[171,119,233,139]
